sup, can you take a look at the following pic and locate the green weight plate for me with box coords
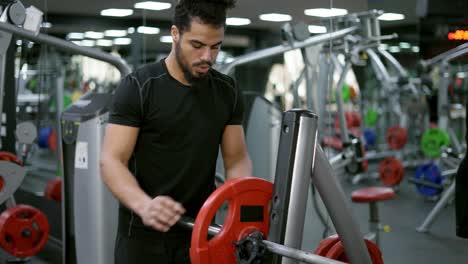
[342,84,350,103]
[364,109,379,126]
[421,128,451,158]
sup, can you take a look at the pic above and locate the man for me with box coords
[100,0,253,263]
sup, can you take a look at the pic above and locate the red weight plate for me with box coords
[47,130,57,152]
[0,205,50,258]
[386,126,408,150]
[351,112,362,127]
[335,112,358,131]
[0,176,4,192]
[190,177,273,264]
[326,238,384,264]
[44,178,62,202]
[0,152,22,166]
[314,235,340,256]
[379,157,405,186]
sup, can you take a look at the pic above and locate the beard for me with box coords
[175,40,212,85]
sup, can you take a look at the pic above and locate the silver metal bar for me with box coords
[282,113,318,264]
[55,69,64,180]
[313,147,372,264]
[366,48,391,83]
[219,26,358,75]
[416,181,456,233]
[441,169,458,177]
[407,178,444,190]
[179,218,347,264]
[0,21,131,76]
[178,217,221,237]
[443,46,468,63]
[329,153,345,167]
[0,30,12,141]
[378,49,408,78]
[421,43,468,67]
[262,240,347,264]
[372,15,381,41]
[448,127,464,155]
[335,61,352,143]
[438,64,450,130]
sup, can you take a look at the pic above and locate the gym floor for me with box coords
[302,167,468,264]
[1,166,467,263]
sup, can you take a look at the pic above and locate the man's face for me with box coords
[173,19,224,83]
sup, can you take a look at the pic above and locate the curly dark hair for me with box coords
[173,0,236,34]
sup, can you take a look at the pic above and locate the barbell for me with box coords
[176,177,382,264]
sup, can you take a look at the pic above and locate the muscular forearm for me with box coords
[100,157,151,216]
[225,155,253,181]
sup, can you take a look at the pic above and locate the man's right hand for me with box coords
[139,196,186,232]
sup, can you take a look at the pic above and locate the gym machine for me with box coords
[0,1,56,261]
[216,21,358,181]
[414,43,468,232]
[183,109,375,264]
[0,2,130,263]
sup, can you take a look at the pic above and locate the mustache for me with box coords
[193,61,213,67]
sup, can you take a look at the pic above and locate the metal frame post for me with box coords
[268,110,318,264]
[313,147,372,264]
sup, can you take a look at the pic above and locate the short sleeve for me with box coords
[108,75,142,127]
[227,79,244,125]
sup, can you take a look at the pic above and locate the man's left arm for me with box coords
[221,125,253,181]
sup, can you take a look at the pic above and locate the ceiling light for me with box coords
[137,26,160,34]
[226,17,251,26]
[85,31,104,39]
[259,13,292,22]
[81,40,95,47]
[71,41,81,45]
[304,8,348,17]
[41,22,52,28]
[379,43,388,50]
[399,42,411,49]
[308,25,327,34]
[67,33,84,40]
[411,46,420,53]
[128,27,136,34]
[100,8,133,17]
[134,1,171,11]
[160,36,173,43]
[113,38,132,45]
[378,13,405,21]
[456,72,466,78]
[104,30,127,37]
[97,39,113,47]
[389,46,400,53]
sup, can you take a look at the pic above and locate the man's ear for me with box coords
[171,25,179,42]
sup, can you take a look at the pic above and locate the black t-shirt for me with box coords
[108,59,244,235]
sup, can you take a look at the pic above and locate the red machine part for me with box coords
[334,112,362,131]
[0,205,50,258]
[322,137,344,151]
[386,126,408,150]
[314,235,384,264]
[190,177,273,264]
[44,178,62,202]
[379,157,405,186]
[48,130,57,152]
[0,152,23,166]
